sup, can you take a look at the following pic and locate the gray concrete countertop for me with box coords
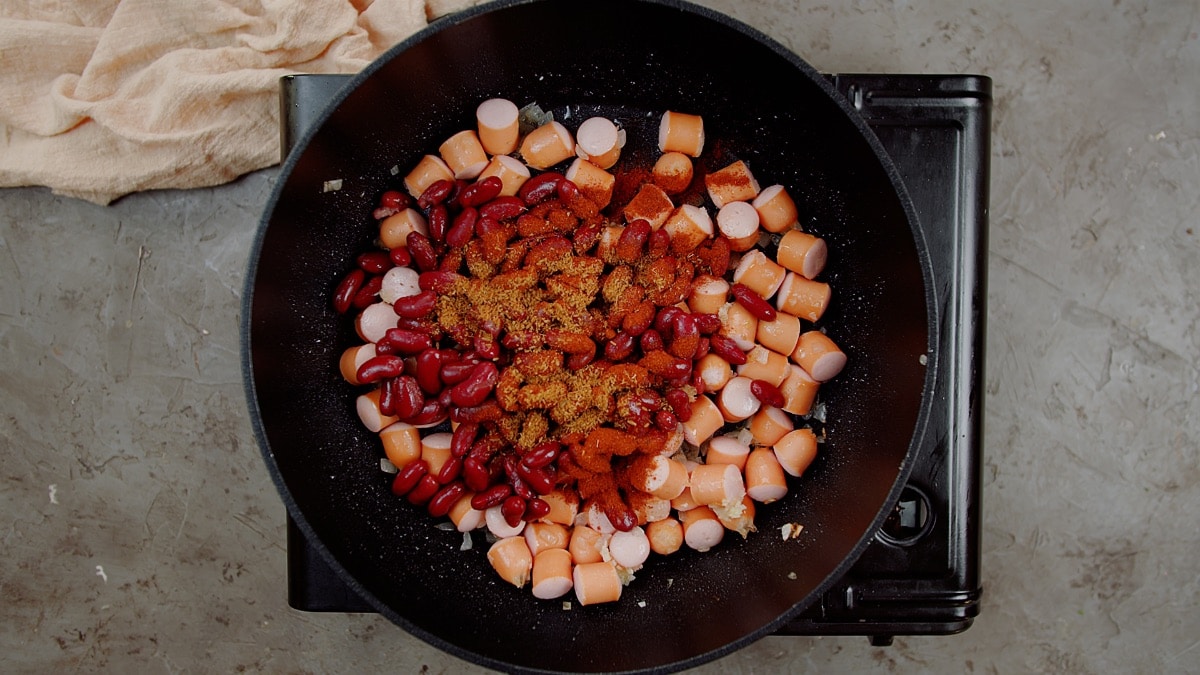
[2,0,1197,672]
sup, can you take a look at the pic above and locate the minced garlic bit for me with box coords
[919,353,928,365]
[562,601,572,611]
[460,532,473,551]
[380,458,399,474]
[322,179,343,192]
[787,571,797,580]
[780,523,805,541]
[637,600,647,608]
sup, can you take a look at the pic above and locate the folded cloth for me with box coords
[0,0,485,204]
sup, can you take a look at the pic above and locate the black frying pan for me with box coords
[243,0,936,672]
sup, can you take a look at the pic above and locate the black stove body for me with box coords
[277,72,989,646]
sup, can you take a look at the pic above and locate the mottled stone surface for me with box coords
[1,0,1197,672]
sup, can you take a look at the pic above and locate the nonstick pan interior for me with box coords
[244,1,936,672]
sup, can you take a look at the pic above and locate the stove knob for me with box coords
[877,485,933,546]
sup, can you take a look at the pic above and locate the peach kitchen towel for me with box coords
[0,0,486,205]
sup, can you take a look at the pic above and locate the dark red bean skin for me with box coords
[427,481,466,518]
[750,379,788,408]
[405,399,446,426]
[427,204,449,243]
[436,456,463,485]
[515,462,555,495]
[446,207,477,248]
[708,333,749,365]
[450,400,503,424]
[356,355,405,384]
[413,349,443,395]
[693,313,722,334]
[451,423,480,458]
[392,290,437,319]
[472,335,501,361]
[378,376,398,416]
[418,179,454,209]
[520,441,561,470]
[524,497,551,522]
[378,328,433,355]
[518,172,564,205]
[556,178,582,204]
[654,306,684,337]
[616,219,651,262]
[730,283,778,321]
[501,495,527,527]
[351,274,383,310]
[391,375,424,419]
[639,329,664,353]
[471,483,512,510]
[463,456,490,492]
[391,460,428,496]
[417,270,462,293]
[333,268,365,314]
[357,251,393,274]
[459,176,504,207]
[647,228,671,257]
[655,409,678,431]
[604,501,637,532]
[665,389,692,422]
[668,313,700,360]
[439,360,476,385]
[388,246,412,267]
[380,190,411,210]
[501,330,543,351]
[479,195,527,221]
[694,336,711,359]
[604,332,636,361]
[406,474,440,505]
[407,232,439,272]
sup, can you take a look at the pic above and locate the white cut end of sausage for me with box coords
[584,502,616,534]
[718,376,761,420]
[379,266,420,305]
[532,575,573,600]
[608,526,651,569]
[576,117,619,157]
[455,506,485,533]
[494,153,531,177]
[476,98,519,130]
[635,496,672,523]
[717,201,760,240]
[809,350,847,382]
[635,455,671,493]
[356,393,389,433]
[356,302,399,344]
[707,435,751,467]
[683,203,714,236]
[683,517,724,552]
[747,483,788,504]
[485,505,526,539]
[801,237,828,279]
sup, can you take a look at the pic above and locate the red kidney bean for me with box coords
[572,222,602,253]
[439,360,476,386]
[451,400,503,424]
[417,179,454,209]
[333,268,365,314]
[501,330,543,351]
[604,332,636,361]
[639,329,664,353]
[378,376,398,416]
[463,456,491,492]
[417,270,462,293]
[438,386,455,410]
[750,379,788,408]
[356,355,405,384]
[405,398,446,426]
[566,351,595,371]
[647,228,671,257]
[468,434,504,463]
[391,375,424,419]
[708,237,731,277]
[730,282,778,321]
[654,306,684,337]
[351,274,383,309]
[524,497,551,522]
[603,500,637,533]
[708,333,749,365]
[546,330,595,355]
[520,441,561,470]
[471,483,512,511]
[412,349,442,394]
[668,313,700,359]
[665,388,692,422]
[427,203,449,243]
[378,328,433,355]
[451,423,480,458]
[479,195,526,221]
[445,206,477,248]
[406,232,438,272]
[380,190,411,211]
[391,460,428,497]
[616,219,652,262]
[694,336,710,359]
[446,179,469,209]
[426,481,466,518]
[479,319,503,338]
[450,362,499,408]
[654,409,678,431]
[556,178,582,203]
[518,172,564,205]
[515,462,555,495]
[356,251,393,274]
[388,246,412,267]
[406,474,440,505]
[436,455,463,485]
[459,176,504,207]
[623,306,655,337]
[659,356,692,381]
[392,290,437,319]
[473,335,501,361]
[693,312,722,334]
[501,494,527,527]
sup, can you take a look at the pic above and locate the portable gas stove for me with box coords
[277,72,989,646]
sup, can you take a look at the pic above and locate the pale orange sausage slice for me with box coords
[476,97,520,155]
[748,406,794,447]
[715,495,757,538]
[608,526,651,569]
[755,311,802,356]
[355,301,399,343]
[776,229,828,279]
[716,201,761,251]
[679,506,724,552]
[448,492,485,532]
[488,536,533,588]
[662,204,714,253]
[681,394,724,446]
[689,463,746,508]
[477,154,531,197]
[718,301,758,351]
[380,421,421,469]
[646,517,683,556]
[688,275,730,315]
[775,272,831,323]
[574,116,623,169]
[568,525,606,564]
[564,158,615,209]
[695,353,734,394]
[572,561,622,605]
[378,208,428,250]
[520,120,575,169]
[779,364,820,416]
[540,488,580,526]
[652,151,694,194]
[791,330,847,382]
[524,522,571,557]
[356,389,398,433]
[439,129,489,180]
[736,346,790,388]
[658,111,704,157]
[623,182,674,230]
[403,154,454,199]
[751,184,800,233]
[745,448,788,503]
[705,160,760,209]
[717,375,761,422]
[628,454,689,500]
[732,249,786,299]
[532,548,574,600]
[773,428,819,477]
[339,343,377,385]
[705,435,751,471]
[419,432,453,477]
